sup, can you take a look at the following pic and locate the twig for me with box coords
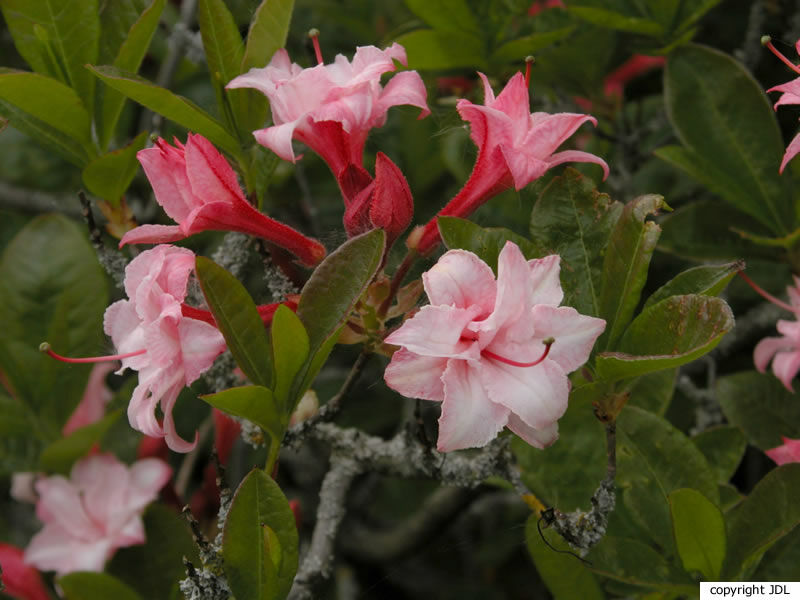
[78,191,128,289]
[0,182,89,217]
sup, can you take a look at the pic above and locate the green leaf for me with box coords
[597,194,668,351]
[753,525,800,581]
[39,410,121,474]
[87,65,243,160]
[668,488,726,580]
[595,295,734,381]
[626,368,676,416]
[202,385,283,440]
[81,131,148,205]
[295,229,384,396]
[0,215,107,436]
[525,514,604,600]
[643,261,743,310]
[439,216,539,273]
[529,168,623,317]
[98,0,148,64]
[394,30,487,70]
[97,0,166,150]
[242,0,294,72]
[692,426,747,483]
[271,305,309,413]
[404,0,480,34]
[0,390,40,475]
[59,572,142,600]
[567,7,663,35]
[196,256,273,388]
[664,43,794,235]
[717,371,800,450]
[722,464,800,579]
[0,69,93,162]
[490,28,575,64]
[0,0,99,113]
[108,503,200,599]
[223,468,299,600]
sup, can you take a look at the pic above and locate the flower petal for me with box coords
[119,224,185,247]
[527,254,563,306]
[530,305,606,373]
[754,336,789,372]
[385,304,482,359]
[771,348,800,391]
[506,414,559,449]
[422,249,496,314]
[178,317,227,384]
[384,348,448,401]
[185,133,246,206]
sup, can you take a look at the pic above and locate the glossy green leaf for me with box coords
[0,0,99,112]
[59,572,142,600]
[644,262,743,310]
[88,65,242,160]
[439,216,539,274]
[668,488,726,580]
[202,385,283,440]
[722,464,800,579]
[625,368,676,416]
[0,390,40,475]
[404,0,480,34]
[717,371,800,450]
[490,28,575,63]
[0,215,107,436]
[196,256,273,388]
[97,0,149,64]
[295,229,384,396]
[718,483,744,512]
[271,305,309,413]
[753,525,800,581]
[529,168,623,317]
[567,7,662,35]
[692,426,747,483]
[664,43,794,235]
[525,515,604,600]
[596,295,734,381]
[97,0,165,150]
[223,468,299,600]
[39,410,121,474]
[394,30,487,70]
[243,0,294,71]
[82,131,148,205]
[598,194,667,351]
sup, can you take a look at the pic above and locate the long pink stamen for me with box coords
[481,337,554,367]
[309,28,323,65]
[525,56,535,88]
[763,36,800,75]
[738,271,800,314]
[40,342,146,364]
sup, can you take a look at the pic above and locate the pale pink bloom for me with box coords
[765,38,800,173]
[62,362,115,435]
[416,72,608,254]
[226,44,429,178]
[0,543,50,600]
[104,245,227,452]
[120,134,325,266]
[766,436,800,465]
[24,454,171,576]
[753,276,800,391]
[384,241,605,452]
[10,472,39,504]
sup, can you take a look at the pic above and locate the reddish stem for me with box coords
[40,342,145,364]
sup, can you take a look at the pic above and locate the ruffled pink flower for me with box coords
[62,362,115,435]
[120,134,325,267]
[226,44,429,178]
[766,436,800,465]
[384,241,605,452]
[104,245,227,452]
[415,72,608,254]
[0,543,50,600]
[24,454,171,576]
[765,38,800,173]
[752,275,800,391]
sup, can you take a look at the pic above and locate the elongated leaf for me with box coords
[626,368,676,416]
[0,0,99,112]
[597,194,668,350]
[59,572,142,600]
[567,7,662,35]
[669,488,726,580]
[753,526,800,581]
[394,30,487,70]
[196,257,273,388]
[223,469,299,600]
[404,0,480,34]
[490,28,575,63]
[242,0,294,71]
[596,295,734,381]
[722,464,800,579]
[692,426,747,483]
[0,391,40,475]
[270,305,309,413]
[664,43,794,235]
[643,261,742,310]
[82,131,148,205]
[439,216,539,274]
[98,0,148,64]
[97,0,166,150]
[529,168,623,317]
[39,410,121,474]
[88,65,242,159]
[202,386,283,440]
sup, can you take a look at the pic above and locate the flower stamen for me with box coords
[738,271,800,314]
[525,55,535,88]
[308,28,323,65]
[482,337,554,367]
[763,35,800,75]
[39,342,146,364]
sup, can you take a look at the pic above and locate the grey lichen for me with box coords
[549,477,616,554]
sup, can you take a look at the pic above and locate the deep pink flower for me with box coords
[764,38,800,173]
[751,275,800,391]
[0,543,50,600]
[766,436,800,465]
[24,454,171,576]
[415,72,608,254]
[226,44,429,178]
[120,134,325,267]
[384,241,605,452]
[62,362,115,436]
[104,245,227,452]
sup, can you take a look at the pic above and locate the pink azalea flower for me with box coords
[0,543,50,600]
[384,241,605,452]
[104,245,227,452]
[120,134,325,267]
[766,436,800,465]
[415,72,608,254]
[764,37,800,173]
[226,44,430,178]
[24,454,171,576]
